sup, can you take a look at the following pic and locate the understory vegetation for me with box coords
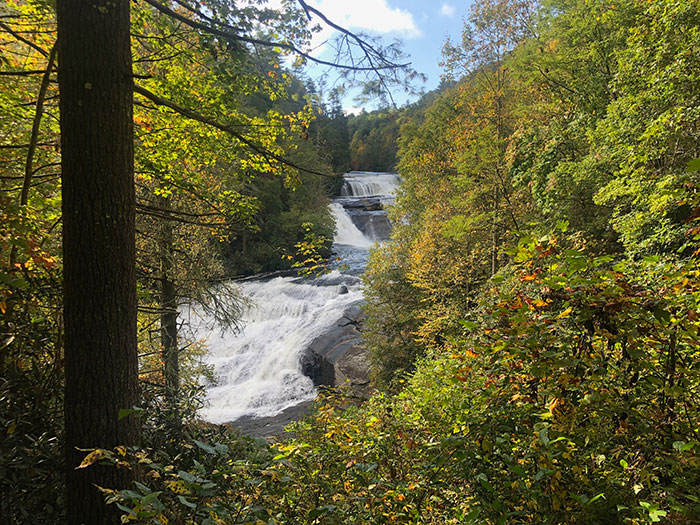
[2,0,700,523]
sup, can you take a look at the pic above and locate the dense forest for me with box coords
[2,0,700,523]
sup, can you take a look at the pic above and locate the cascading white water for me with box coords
[195,172,398,425]
[191,273,363,423]
[340,171,400,198]
[329,202,373,248]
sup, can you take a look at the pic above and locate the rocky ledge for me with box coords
[300,302,372,399]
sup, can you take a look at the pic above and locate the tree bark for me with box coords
[159,196,179,410]
[57,1,139,523]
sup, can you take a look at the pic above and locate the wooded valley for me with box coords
[1,0,699,523]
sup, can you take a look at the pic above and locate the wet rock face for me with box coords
[300,348,335,387]
[339,197,384,211]
[300,303,371,399]
[350,213,392,242]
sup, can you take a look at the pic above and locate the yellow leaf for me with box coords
[557,307,573,319]
[165,480,188,494]
[481,436,494,452]
[76,449,104,469]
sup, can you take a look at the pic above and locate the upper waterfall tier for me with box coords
[340,171,400,198]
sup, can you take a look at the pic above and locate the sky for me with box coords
[301,0,474,112]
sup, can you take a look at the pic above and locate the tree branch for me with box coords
[0,21,50,57]
[0,69,48,76]
[11,44,57,266]
[140,0,405,71]
[297,0,404,69]
[133,84,335,178]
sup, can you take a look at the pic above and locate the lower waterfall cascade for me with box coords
[193,171,399,424]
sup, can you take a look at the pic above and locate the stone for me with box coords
[299,302,372,399]
[300,347,335,387]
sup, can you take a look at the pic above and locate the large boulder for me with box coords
[300,347,335,387]
[300,303,371,399]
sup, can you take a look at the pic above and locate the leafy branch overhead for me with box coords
[141,0,423,106]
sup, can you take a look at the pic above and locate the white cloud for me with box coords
[259,0,420,65]
[300,0,421,60]
[307,0,421,38]
[440,3,456,16]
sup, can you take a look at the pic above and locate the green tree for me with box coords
[592,0,700,255]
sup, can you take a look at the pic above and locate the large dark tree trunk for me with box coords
[57,1,140,523]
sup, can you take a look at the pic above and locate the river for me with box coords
[190,171,399,427]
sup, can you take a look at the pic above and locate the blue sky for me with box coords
[301,0,475,111]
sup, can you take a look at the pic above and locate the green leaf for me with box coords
[134,481,151,494]
[177,495,197,509]
[194,440,216,454]
[511,465,527,478]
[652,307,671,325]
[479,477,494,492]
[588,493,605,504]
[115,502,137,517]
[309,505,336,519]
[649,509,667,522]
[463,507,481,522]
[141,491,163,507]
[673,440,696,452]
[178,470,197,483]
[460,320,479,331]
[686,158,700,172]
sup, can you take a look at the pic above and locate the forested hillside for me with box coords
[312,0,700,522]
[2,0,700,523]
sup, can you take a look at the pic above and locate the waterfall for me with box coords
[340,171,400,198]
[329,202,373,248]
[195,172,398,424]
[190,274,363,423]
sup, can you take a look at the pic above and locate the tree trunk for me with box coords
[57,1,139,523]
[491,184,499,276]
[10,45,57,267]
[159,196,179,410]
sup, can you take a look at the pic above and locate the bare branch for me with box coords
[11,44,57,266]
[297,0,404,69]
[139,0,406,71]
[0,21,50,57]
[0,69,48,76]
[0,141,57,149]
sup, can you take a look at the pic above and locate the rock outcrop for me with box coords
[300,303,371,399]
